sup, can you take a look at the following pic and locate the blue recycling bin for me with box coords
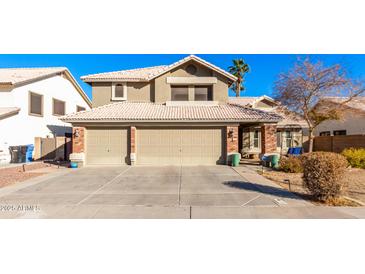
[25,144,34,162]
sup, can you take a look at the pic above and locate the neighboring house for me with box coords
[0,68,91,151]
[62,55,282,166]
[228,96,308,156]
[314,97,365,136]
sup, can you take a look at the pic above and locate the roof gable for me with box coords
[0,67,67,86]
[228,95,279,108]
[0,67,91,107]
[320,96,365,113]
[81,55,237,83]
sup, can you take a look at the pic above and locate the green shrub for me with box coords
[342,148,365,169]
[279,156,303,173]
[302,152,348,201]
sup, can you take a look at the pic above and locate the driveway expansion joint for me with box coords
[76,167,132,206]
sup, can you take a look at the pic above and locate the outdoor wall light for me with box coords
[74,129,80,138]
[228,128,234,141]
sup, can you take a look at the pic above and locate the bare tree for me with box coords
[273,58,365,152]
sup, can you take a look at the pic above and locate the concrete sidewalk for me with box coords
[0,204,364,219]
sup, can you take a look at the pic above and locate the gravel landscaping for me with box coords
[262,168,365,206]
[0,162,65,188]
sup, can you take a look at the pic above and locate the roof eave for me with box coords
[0,108,20,119]
[63,69,92,108]
[61,118,281,124]
[81,78,149,83]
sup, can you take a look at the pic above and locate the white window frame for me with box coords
[112,83,127,101]
[249,128,261,150]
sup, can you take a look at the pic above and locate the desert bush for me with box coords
[279,156,303,173]
[302,152,348,201]
[342,148,365,169]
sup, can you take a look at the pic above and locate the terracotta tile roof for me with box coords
[81,65,168,82]
[61,102,282,123]
[0,67,92,107]
[0,67,67,85]
[228,97,260,107]
[322,96,365,112]
[81,55,237,82]
[266,106,308,128]
[229,97,307,128]
[0,107,20,119]
[228,96,278,107]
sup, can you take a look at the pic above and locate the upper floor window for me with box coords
[319,131,330,136]
[333,130,346,136]
[194,86,212,101]
[112,83,127,101]
[29,91,43,116]
[53,98,66,116]
[77,105,86,112]
[171,86,188,101]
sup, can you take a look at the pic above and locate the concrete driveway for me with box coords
[0,165,362,218]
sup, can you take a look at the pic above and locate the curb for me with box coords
[343,196,365,206]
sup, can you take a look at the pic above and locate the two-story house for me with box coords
[0,67,91,154]
[62,55,282,166]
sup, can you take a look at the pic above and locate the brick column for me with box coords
[226,125,239,164]
[261,124,277,154]
[130,126,136,165]
[72,127,85,153]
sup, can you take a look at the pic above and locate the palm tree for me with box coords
[228,59,250,97]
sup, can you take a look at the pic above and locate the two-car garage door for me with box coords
[85,127,225,165]
[136,128,224,165]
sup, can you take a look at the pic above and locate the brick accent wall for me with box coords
[72,127,85,153]
[130,126,136,153]
[226,126,239,153]
[261,124,277,154]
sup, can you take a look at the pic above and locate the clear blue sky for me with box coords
[1,54,365,100]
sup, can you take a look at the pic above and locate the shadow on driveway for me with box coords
[223,181,305,201]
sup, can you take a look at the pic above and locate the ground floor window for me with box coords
[319,131,330,136]
[276,131,281,147]
[284,131,292,147]
[333,130,347,136]
[253,130,259,148]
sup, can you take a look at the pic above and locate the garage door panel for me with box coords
[137,128,224,165]
[86,128,128,165]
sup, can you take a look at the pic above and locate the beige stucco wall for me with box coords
[92,82,152,107]
[154,60,229,103]
[91,60,231,107]
[255,100,275,109]
[314,111,365,136]
[92,83,111,108]
[212,72,229,103]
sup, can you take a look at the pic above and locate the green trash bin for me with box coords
[271,154,280,169]
[231,153,240,167]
